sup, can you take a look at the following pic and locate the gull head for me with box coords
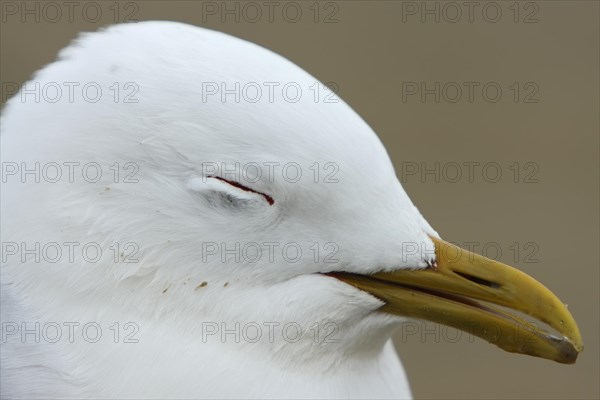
[1,21,582,398]
[2,21,436,360]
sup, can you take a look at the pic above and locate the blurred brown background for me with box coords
[1,1,598,399]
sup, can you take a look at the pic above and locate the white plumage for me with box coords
[1,21,436,399]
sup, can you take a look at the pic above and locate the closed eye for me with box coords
[209,176,274,206]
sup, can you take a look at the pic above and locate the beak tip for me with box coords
[556,341,581,365]
[524,336,582,365]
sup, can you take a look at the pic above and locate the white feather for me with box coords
[1,21,438,399]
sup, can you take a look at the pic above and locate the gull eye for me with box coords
[187,176,274,206]
[210,176,274,206]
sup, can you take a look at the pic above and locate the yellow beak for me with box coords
[329,237,583,364]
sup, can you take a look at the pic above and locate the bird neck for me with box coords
[3,289,412,398]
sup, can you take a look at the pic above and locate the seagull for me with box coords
[0,21,582,399]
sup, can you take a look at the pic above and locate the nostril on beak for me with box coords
[455,272,501,289]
